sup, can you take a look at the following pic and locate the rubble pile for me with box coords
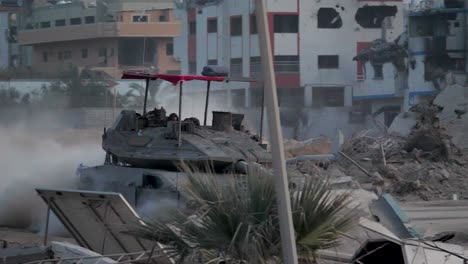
[290,100,468,201]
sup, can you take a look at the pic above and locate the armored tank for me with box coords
[78,70,271,207]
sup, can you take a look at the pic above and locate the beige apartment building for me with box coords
[18,0,181,78]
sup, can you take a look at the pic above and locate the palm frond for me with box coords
[132,163,357,263]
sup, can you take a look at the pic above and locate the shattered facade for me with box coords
[175,0,406,148]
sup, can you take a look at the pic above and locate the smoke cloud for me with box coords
[0,109,104,234]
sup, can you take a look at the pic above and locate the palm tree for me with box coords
[133,164,356,263]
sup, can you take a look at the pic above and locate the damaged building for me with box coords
[17,0,181,78]
[175,0,406,150]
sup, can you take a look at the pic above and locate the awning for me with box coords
[122,72,226,85]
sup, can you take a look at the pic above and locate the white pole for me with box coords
[254,0,298,263]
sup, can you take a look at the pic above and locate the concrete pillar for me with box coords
[304,85,313,107]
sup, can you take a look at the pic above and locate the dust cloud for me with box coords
[0,110,104,233]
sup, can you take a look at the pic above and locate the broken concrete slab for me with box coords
[388,112,419,137]
[433,84,468,150]
[369,194,416,239]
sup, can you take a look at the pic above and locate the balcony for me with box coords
[18,22,181,45]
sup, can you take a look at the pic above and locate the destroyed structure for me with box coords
[4,0,468,263]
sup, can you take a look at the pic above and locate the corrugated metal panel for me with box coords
[401,200,468,237]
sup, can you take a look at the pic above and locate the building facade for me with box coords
[175,0,406,145]
[0,0,20,70]
[17,0,181,78]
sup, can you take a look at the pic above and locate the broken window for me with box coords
[55,19,65,27]
[133,15,148,22]
[207,18,217,33]
[372,63,383,79]
[317,8,342,29]
[250,14,257,34]
[85,16,95,24]
[70,17,81,25]
[312,87,345,107]
[318,55,339,69]
[274,15,298,33]
[231,16,242,36]
[355,5,397,29]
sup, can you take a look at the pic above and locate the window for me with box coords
[166,70,181,75]
[132,15,148,22]
[230,16,242,36]
[58,51,63,60]
[64,50,72,59]
[207,18,217,33]
[189,21,196,35]
[355,6,397,29]
[207,59,217,65]
[40,21,50,28]
[166,43,173,56]
[43,52,48,62]
[274,15,298,33]
[250,14,257,34]
[372,63,383,79]
[318,55,339,69]
[98,47,107,57]
[318,8,342,29]
[274,55,299,73]
[55,19,66,27]
[189,62,197,74]
[230,58,243,77]
[159,15,168,22]
[70,17,81,25]
[85,16,95,24]
[81,48,88,59]
[250,56,261,75]
[312,87,345,107]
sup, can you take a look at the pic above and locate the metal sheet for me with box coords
[401,200,468,237]
[369,194,415,239]
[35,188,168,262]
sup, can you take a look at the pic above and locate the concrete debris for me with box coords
[388,112,419,137]
[290,92,468,201]
[283,135,331,158]
[353,37,408,71]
